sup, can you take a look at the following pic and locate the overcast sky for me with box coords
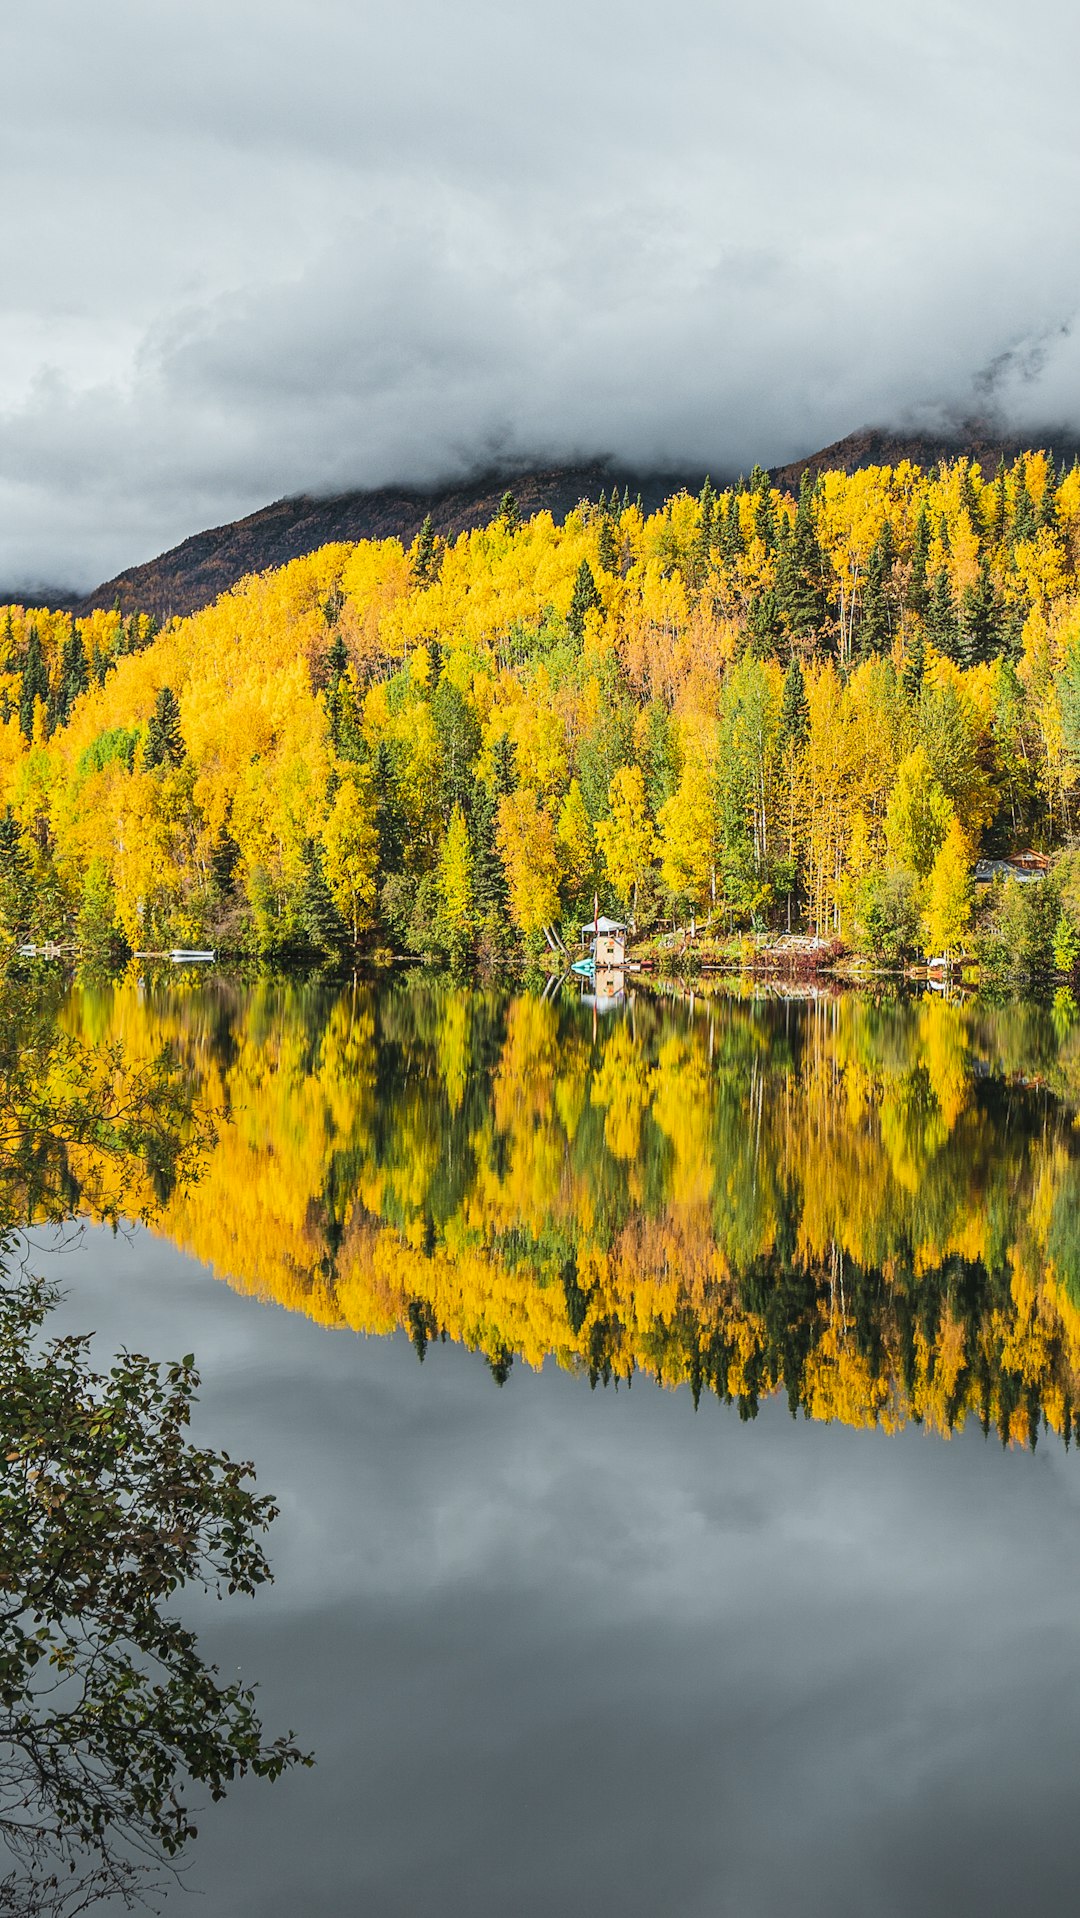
[4,0,1080,588]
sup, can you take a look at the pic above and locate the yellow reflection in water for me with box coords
[61,974,1080,1446]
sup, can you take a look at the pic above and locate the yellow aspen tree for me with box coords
[921,818,973,959]
[556,779,594,881]
[658,756,715,907]
[495,788,560,934]
[321,772,379,944]
[595,764,659,916]
[884,745,955,878]
[438,802,474,940]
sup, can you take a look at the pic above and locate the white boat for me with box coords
[169,949,216,963]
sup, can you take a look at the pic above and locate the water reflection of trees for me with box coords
[0,970,307,1916]
[66,972,1080,1448]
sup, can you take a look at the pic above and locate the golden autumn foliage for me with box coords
[33,969,1080,1450]
[4,454,1080,958]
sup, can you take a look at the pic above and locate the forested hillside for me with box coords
[4,454,1080,967]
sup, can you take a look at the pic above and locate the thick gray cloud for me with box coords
[3,0,1080,586]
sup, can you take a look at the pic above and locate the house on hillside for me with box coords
[973,852,1051,886]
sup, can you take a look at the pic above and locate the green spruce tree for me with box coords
[778,657,810,750]
[720,492,745,561]
[690,477,716,585]
[412,513,438,584]
[906,506,931,617]
[372,738,405,875]
[490,732,518,797]
[431,675,482,815]
[1039,453,1059,532]
[567,558,603,643]
[54,622,89,728]
[1012,459,1037,544]
[926,570,958,659]
[597,515,618,574]
[19,629,49,739]
[299,839,347,954]
[750,466,776,552]
[777,473,829,645]
[902,626,926,704]
[143,686,185,769]
[0,807,32,942]
[858,522,896,657]
[991,458,1008,545]
[958,555,999,667]
[326,631,348,686]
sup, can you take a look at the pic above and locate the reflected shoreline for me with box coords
[46,970,1080,1449]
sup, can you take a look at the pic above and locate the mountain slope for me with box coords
[69,463,703,620]
[7,423,1080,621]
[771,423,1080,491]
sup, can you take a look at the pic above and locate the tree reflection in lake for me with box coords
[58,971,1080,1450]
[0,971,308,1916]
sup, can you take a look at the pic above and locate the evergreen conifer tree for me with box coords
[210,829,241,897]
[1012,460,1036,544]
[858,523,895,656]
[597,515,618,575]
[990,459,1008,544]
[1039,454,1059,531]
[54,622,89,728]
[750,466,776,552]
[321,588,345,628]
[958,556,999,667]
[690,478,716,584]
[907,507,931,616]
[327,631,348,686]
[468,779,508,926]
[902,627,926,704]
[299,839,347,954]
[19,629,48,740]
[567,558,603,642]
[372,739,404,875]
[0,806,32,941]
[143,686,186,770]
[960,461,983,533]
[490,732,518,797]
[747,586,782,653]
[778,657,810,749]
[776,473,828,644]
[926,571,957,658]
[431,676,481,814]
[412,513,438,584]
[717,494,738,561]
[326,672,365,762]
[497,490,519,533]
[642,700,680,814]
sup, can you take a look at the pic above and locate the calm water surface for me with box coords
[39,975,1080,1915]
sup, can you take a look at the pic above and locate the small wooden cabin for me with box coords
[974,852,1051,886]
[580,914,627,967]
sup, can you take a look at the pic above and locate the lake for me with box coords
[32,973,1080,1915]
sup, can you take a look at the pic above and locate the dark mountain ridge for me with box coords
[8,422,1080,621]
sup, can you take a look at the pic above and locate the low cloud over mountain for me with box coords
[4,0,1080,589]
